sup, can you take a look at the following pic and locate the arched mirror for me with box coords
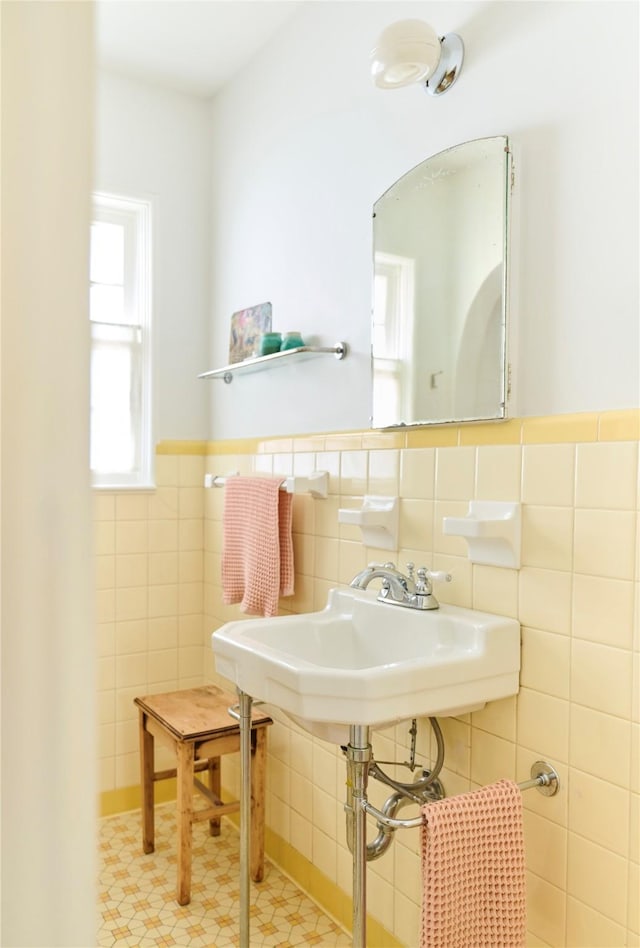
[371,135,512,428]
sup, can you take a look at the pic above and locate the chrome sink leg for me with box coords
[238,690,252,948]
[348,725,372,948]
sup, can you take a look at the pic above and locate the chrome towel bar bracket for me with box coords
[361,760,560,829]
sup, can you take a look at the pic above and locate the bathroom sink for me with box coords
[212,587,520,743]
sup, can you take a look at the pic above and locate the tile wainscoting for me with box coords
[97,410,639,947]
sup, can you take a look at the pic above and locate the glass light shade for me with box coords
[370,19,442,89]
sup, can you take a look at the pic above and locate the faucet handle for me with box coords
[406,562,415,582]
[415,567,452,593]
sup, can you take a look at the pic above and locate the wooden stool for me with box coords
[134,684,272,905]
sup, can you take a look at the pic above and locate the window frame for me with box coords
[90,192,153,489]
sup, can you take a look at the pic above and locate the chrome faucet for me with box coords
[349,562,450,611]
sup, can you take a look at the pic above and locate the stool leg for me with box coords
[138,709,155,854]
[208,757,221,837]
[250,726,267,883]
[176,741,195,906]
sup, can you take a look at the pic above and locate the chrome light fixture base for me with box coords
[425,33,464,96]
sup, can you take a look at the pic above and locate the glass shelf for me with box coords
[198,342,347,383]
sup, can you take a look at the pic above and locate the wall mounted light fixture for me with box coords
[370,19,464,96]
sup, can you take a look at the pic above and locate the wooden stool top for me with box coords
[134,685,272,741]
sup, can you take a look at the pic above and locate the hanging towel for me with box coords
[222,476,294,618]
[420,779,526,948]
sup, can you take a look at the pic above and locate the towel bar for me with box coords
[204,471,329,499]
[362,760,560,829]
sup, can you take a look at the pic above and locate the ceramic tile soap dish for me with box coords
[443,500,521,568]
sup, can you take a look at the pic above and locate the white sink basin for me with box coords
[212,587,520,743]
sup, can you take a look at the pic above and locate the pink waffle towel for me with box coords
[222,476,294,618]
[420,779,526,948]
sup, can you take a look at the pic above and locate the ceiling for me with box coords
[95,1,304,97]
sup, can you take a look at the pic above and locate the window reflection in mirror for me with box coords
[371,136,511,428]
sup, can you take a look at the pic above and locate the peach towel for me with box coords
[421,779,526,948]
[222,476,294,618]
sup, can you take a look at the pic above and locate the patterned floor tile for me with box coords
[98,805,350,947]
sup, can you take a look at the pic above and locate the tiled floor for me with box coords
[98,804,350,947]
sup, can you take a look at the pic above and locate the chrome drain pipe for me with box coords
[346,725,372,948]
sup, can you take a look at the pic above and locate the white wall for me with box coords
[1,3,96,944]
[207,0,639,440]
[95,72,211,443]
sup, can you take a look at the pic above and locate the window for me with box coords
[90,193,152,487]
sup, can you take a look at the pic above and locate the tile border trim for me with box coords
[155,409,640,456]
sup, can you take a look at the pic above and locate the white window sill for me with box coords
[92,483,156,493]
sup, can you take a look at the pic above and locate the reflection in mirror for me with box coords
[371,136,511,428]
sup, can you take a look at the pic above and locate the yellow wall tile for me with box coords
[598,409,640,442]
[435,445,476,500]
[95,555,115,590]
[361,431,405,450]
[571,639,633,718]
[458,419,522,445]
[399,498,434,551]
[368,448,399,494]
[115,586,147,622]
[178,519,203,551]
[576,442,638,510]
[520,627,570,699]
[115,492,148,520]
[156,439,207,455]
[148,486,178,519]
[526,872,566,947]
[566,896,628,948]
[523,809,567,889]
[95,589,115,624]
[114,652,146,689]
[177,454,204,485]
[314,537,340,582]
[471,564,518,617]
[340,450,368,494]
[522,413,599,444]
[93,492,115,520]
[147,647,177,685]
[399,447,435,499]
[476,444,522,501]
[148,584,178,618]
[115,553,147,588]
[572,574,635,648]
[568,769,630,856]
[405,426,458,448]
[471,696,517,741]
[337,539,367,585]
[314,495,340,539]
[154,454,179,485]
[114,619,146,655]
[95,520,115,556]
[570,705,631,788]
[629,858,639,935]
[573,509,636,580]
[567,832,629,925]
[519,567,572,635]
[517,688,570,763]
[115,520,147,555]
[522,444,575,506]
[178,582,203,616]
[521,505,574,570]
